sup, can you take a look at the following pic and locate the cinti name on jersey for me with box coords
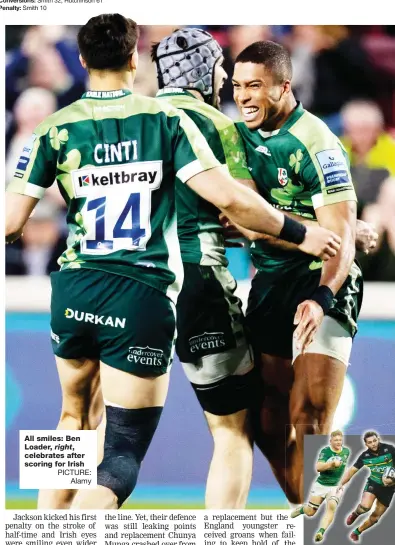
[94,140,138,164]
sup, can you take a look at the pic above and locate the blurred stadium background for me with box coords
[5,24,395,509]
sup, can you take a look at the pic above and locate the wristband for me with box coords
[279,215,306,245]
[310,285,334,315]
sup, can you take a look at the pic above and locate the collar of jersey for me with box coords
[81,89,132,100]
[156,88,197,99]
[258,102,304,139]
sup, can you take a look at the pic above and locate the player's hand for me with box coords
[219,214,245,248]
[6,229,24,244]
[355,220,378,254]
[293,300,324,353]
[333,459,342,468]
[298,225,341,261]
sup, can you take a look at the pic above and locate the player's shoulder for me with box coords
[33,99,87,136]
[290,109,344,152]
[174,99,236,133]
[235,121,248,136]
[194,101,236,128]
[381,443,395,452]
[320,445,331,454]
[137,94,185,118]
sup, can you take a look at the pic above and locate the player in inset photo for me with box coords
[291,430,350,542]
[338,431,395,542]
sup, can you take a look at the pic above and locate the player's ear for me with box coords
[130,49,139,73]
[79,54,87,70]
[282,80,291,96]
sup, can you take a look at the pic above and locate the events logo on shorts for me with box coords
[127,346,164,367]
[50,330,60,344]
[189,332,226,354]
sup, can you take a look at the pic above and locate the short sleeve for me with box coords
[172,108,222,183]
[317,448,328,463]
[7,126,57,199]
[219,122,252,181]
[353,453,365,470]
[297,124,357,210]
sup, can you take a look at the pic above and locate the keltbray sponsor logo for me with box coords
[72,161,162,198]
[127,346,164,366]
[64,308,126,328]
[189,332,226,353]
[77,169,157,188]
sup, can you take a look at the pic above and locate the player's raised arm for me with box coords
[186,169,341,259]
[316,458,342,472]
[222,180,376,254]
[315,446,342,473]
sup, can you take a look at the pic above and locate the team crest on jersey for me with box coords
[277,168,288,186]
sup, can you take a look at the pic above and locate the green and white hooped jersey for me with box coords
[316,445,350,486]
[236,102,357,274]
[7,89,221,303]
[157,88,252,266]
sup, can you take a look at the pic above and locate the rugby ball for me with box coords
[382,466,395,486]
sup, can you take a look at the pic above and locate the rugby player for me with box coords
[150,28,262,508]
[5,17,339,510]
[339,431,395,541]
[229,40,363,505]
[291,430,350,542]
[150,29,378,510]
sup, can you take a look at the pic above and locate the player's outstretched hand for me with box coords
[293,300,324,353]
[355,220,378,254]
[298,225,341,260]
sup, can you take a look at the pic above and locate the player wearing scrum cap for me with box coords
[339,431,395,542]
[291,430,350,542]
[151,28,256,508]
